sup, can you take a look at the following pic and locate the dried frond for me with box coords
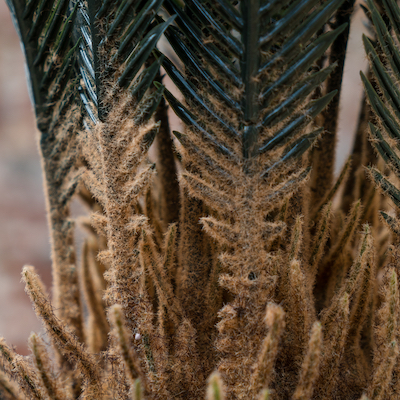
[309,202,333,278]
[292,322,323,400]
[139,228,183,325]
[368,340,398,400]
[109,305,148,393]
[317,293,350,397]
[162,223,178,275]
[21,266,99,384]
[0,338,44,400]
[284,259,312,360]
[170,318,202,397]
[367,268,399,400]
[250,304,285,394]
[323,225,373,327]
[289,216,304,261]
[29,333,68,400]
[80,239,109,353]
[201,217,239,247]
[0,369,21,400]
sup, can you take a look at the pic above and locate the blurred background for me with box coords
[0,0,368,354]
[0,0,52,353]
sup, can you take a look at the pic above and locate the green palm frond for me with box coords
[160,0,346,174]
[6,0,79,130]
[74,0,173,124]
[362,0,400,234]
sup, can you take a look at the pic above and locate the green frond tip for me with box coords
[133,379,143,400]
[259,90,337,154]
[206,372,225,400]
[363,35,400,119]
[367,166,400,209]
[380,211,400,236]
[361,72,400,144]
[262,128,323,177]
[369,123,400,178]
[118,15,176,88]
[259,389,271,400]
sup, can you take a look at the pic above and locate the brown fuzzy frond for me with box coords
[289,216,304,261]
[81,240,109,353]
[170,318,202,397]
[21,266,99,384]
[109,305,149,393]
[0,338,44,400]
[58,167,84,207]
[127,215,149,233]
[6,1,397,399]
[201,217,239,246]
[218,273,276,296]
[176,133,239,186]
[118,124,160,175]
[162,223,178,275]
[144,189,164,248]
[83,173,107,211]
[339,224,373,297]
[0,369,22,400]
[266,168,311,206]
[29,333,68,400]
[317,294,350,398]
[309,202,332,274]
[286,259,312,355]
[181,172,235,213]
[183,127,241,172]
[40,111,85,339]
[90,212,108,237]
[292,322,323,400]
[139,228,183,325]
[326,200,362,265]
[250,304,285,394]
[367,268,399,400]
[123,163,156,205]
[322,224,372,326]
[344,250,375,391]
[368,340,398,400]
